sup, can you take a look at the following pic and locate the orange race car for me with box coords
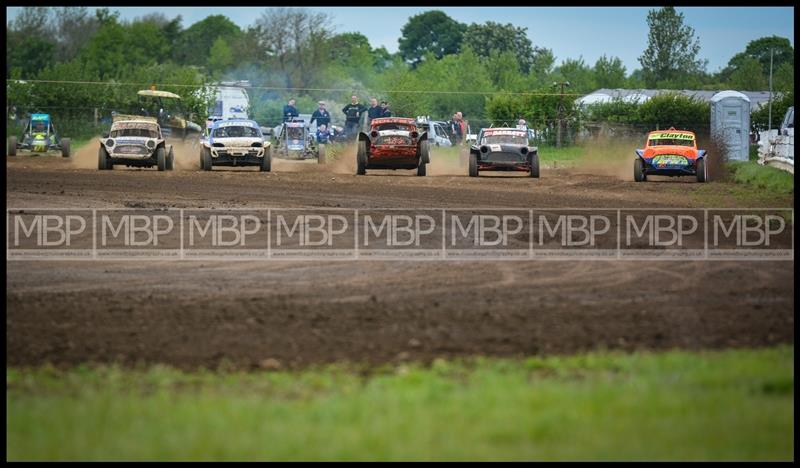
[634,128,708,183]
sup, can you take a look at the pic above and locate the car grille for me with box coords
[485,151,525,163]
[376,136,412,146]
[217,148,261,156]
[114,145,149,155]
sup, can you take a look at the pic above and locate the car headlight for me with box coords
[106,138,115,147]
[146,140,156,149]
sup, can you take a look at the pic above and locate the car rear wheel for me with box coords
[634,158,646,182]
[8,136,17,156]
[318,144,326,164]
[356,140,367,175]
[416,157,427,176]
[201,147,212,171]
[98,146,111,170]
[260,146,272,172]
[166,147,174,170]
[468,153,478,177]
[61,138,71,158]
[528,151,540,178]
[156,147,167,171]
[696,158,707,183]
[418,140,430,164]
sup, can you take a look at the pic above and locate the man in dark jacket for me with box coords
[341,95,366,138]
[310,101,331,130]
[283,98,299,122]
[367,98,383,123]
[380,101,392,117]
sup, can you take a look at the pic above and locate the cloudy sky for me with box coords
[6,6,795,73]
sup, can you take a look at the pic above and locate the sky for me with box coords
[6,6,795,73]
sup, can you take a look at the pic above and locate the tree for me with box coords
[730,36,793,76]
[773,62,794,93]
[553,57,596,94]
[398,10,466,67]
[53,7,99,62]
[728,56,767,91]
[593,55,627,89]
[208,37,234,77]
[174,15,241,68]
[461,21,535,73]
[253,8,335,89]
[639,7,707,88]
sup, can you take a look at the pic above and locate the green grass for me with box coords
[7,346,793,461]
[726,161,794,195]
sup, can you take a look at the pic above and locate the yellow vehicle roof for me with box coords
[137,89,181,99]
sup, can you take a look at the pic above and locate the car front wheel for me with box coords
[634,158,646,182]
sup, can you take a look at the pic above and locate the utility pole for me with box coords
[553,81,570,148]
[768,48,774,134]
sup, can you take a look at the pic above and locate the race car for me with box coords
[468,127,539,177]
[7,113,71,157]
[98,114,174,171]
[272,117,326,164]
[634,128,707,182]
[356,117,429,176]
[200,118,272,171]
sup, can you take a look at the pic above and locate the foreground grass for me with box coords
[7,346,793,461]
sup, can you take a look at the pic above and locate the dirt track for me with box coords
[6,148,795,369]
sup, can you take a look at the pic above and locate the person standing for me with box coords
[380,101,392,117]
[283,98,299,122]
[342,95,367,137]
[310,101,331,130]
[449,113,463,145]
[367,98,383,123]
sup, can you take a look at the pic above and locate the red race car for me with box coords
[634,128,708,182]
[356,117,430,176]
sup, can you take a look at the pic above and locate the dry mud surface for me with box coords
[6,148,795,369]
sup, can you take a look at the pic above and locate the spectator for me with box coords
[380,101,392,117]
[283,98,299,122]
[342,95,367,137]
[367,98,383,123]
[516,118,527,129]
[456,112,466,144]
[449,113,463,144]
[316,124,332,144]
[310,101,331,129]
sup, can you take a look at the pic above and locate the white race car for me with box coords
[200,119,272,171]
[98,115,174,171]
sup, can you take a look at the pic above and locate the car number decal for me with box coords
[489,144,502,152]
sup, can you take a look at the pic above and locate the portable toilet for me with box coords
[710,91,750,161]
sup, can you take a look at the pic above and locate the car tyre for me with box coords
[634,158,646,182]
[8,136,17,156]
[201,147,212,171]
[468,152,479,177]
[61,138,71,158]
[356,140,367,175]
[418,140,431,164]
[528,151,540,178]
[696,158,707,183]
[318,144,326,165]
[416,156,427,176]
[260,146,272,172]
[156,147,167,171]
[166,146,174,170]
[98,146,111,170]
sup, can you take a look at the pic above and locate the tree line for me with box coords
[5,6,795,140]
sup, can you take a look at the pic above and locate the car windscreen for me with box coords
[481,134,528,145]
[376,123,412,132]
[648,138,694,147]
[213,126,261,138]
[111,127,159,138]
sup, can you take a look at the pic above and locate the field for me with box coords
[6,139,794,460]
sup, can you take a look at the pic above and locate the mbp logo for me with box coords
[445,210,529,258]
[96,209,180,258]
[7,210,92,258]
[621,210,705,258]
[358,210,441,258]
[270,209,356,258]
[184,210,268,258]
[532,210,616,258]
[708,209,793,259]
